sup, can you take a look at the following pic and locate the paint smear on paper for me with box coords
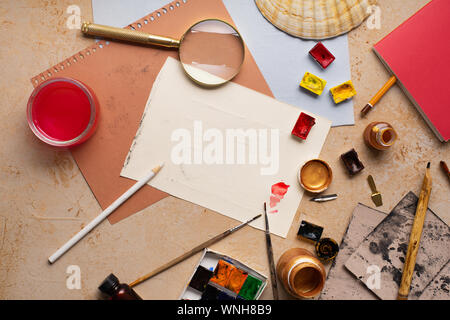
[269,182,290,213]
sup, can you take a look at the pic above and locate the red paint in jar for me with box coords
[27,78,99,147]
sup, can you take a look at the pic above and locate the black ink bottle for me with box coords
[98,273,142,300]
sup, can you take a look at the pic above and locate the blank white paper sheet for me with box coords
[121,57,331,237]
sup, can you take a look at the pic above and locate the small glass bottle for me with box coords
[98,273,143,300]
[363,121,397,150]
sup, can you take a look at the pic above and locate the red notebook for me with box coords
[374,0,450,142]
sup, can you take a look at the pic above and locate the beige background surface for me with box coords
[0,0,448,300]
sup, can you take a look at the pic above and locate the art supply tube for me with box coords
[48,164,164,264]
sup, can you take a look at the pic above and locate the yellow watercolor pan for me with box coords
[300,72,327,96]
[330,80,357,104]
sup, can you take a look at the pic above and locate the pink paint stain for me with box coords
[269,182,290,213]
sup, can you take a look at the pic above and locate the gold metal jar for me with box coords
[276,248,326,299]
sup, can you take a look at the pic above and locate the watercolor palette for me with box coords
[341,148,364,175]
[330,80,357,104]
[297,220,323,243]
[180,249,267,300]
[299,72,327,96]
[292,112,316,140]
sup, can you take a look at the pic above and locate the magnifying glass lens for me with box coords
[179,20,245,86]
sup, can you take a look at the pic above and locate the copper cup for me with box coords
[298,159,333,193]
[276,248,326,299]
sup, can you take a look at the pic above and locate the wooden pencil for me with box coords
[397,162,432,300]
[48,163,164,264]
[264,202,279,300]
[361,75,397,116]
[129,214,261,288]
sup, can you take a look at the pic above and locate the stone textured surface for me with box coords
[0,0,448,299]
[319,203,387,300]
[345,192,449,300]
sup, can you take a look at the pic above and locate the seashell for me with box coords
[255,0,377,39]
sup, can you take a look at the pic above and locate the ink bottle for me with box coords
[363,121,397,150]
[98,273,142,300]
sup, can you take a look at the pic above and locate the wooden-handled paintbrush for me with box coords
[129,214,261,288]
[264,202,279,300]
[397,162,432,300]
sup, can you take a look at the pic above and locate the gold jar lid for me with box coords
[299,159,332,193]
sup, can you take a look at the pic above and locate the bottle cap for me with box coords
[315,238,339,262]
[98,273,120,296]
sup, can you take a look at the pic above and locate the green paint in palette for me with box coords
[237,275,263,300]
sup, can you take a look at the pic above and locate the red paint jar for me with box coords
[27,78,99,147]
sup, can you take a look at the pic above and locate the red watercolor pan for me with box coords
[27,78,99,147]
[309,42,335,69]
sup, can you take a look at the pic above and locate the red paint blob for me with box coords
[309,42,335,69]
[28,78,98,147]
[269,182,290,209]
[292,112,316,140]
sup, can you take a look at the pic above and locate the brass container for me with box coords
[276,248,326,299]
[298,159,333,193]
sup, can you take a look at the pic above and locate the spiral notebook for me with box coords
[31,0,272,224]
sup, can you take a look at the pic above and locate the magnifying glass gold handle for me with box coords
[81,22,180,48]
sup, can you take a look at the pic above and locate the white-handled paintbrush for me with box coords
[48,163,164,264]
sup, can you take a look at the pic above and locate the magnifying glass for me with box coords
[81,19,245,87]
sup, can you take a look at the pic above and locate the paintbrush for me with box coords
[264,202,279,300]
[440,161,450,182]
[397,162,432,300]
[129,214,261,288]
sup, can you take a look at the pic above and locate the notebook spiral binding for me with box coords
[31,0,189,88]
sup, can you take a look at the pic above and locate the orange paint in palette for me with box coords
[180,249,268,300]
[210,260,234,287]
[227,268,248,293]
[27,78,99,147]
[210,260,248,294]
